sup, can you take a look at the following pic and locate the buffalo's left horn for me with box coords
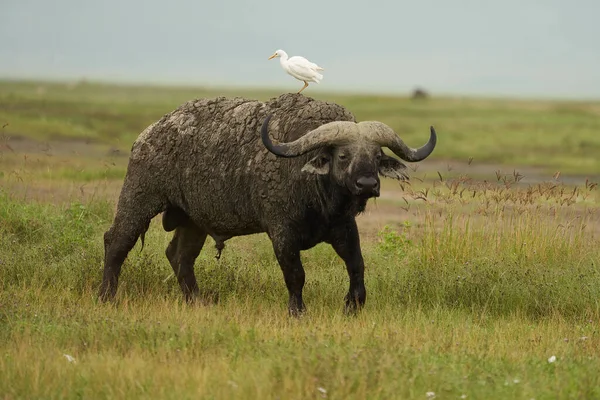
[358,121,437,162]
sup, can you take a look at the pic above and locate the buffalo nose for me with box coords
[356,177,379,194]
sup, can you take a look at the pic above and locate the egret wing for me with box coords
[287,56,323,79]
[307,60,324,71]
[293,56,323,70]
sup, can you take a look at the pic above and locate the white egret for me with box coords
[268,49,324,94]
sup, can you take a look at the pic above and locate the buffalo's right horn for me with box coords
[261,114,358,158]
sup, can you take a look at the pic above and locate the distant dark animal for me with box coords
[411,87,430,100]
[99,93,437,315]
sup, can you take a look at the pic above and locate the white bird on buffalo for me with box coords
[268,49,324,94]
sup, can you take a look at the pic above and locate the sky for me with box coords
[1,0,599,99]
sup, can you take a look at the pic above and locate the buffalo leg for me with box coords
[327,218,366,313]
[99,183,164,302]
[165,223,207,302]
[271,236,306,316]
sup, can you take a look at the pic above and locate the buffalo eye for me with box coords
[338,153,347,161]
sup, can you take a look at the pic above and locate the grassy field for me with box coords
[1,79,600,399]
[2,79,600,175]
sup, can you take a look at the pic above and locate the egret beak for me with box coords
[268,54,277,60]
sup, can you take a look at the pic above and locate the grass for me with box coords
[2,79,600,175]
[1,171,599,399]
[1,79,600,398]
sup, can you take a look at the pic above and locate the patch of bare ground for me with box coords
[1,134,126,158]
[406,158,599,186]
[2,179,123,205]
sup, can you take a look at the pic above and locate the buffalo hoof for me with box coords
[344,290,366,315]
[287,295,305,318]
[288,307,306,318]
[97,285,117,303]
[186,291,219,306]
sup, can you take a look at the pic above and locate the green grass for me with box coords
[2,79,600,175]
[1,172,599,399]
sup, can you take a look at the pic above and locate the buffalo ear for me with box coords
[378,154,408,180]
[301,152,331,175]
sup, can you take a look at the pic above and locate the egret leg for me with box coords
[298,81,309,94]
